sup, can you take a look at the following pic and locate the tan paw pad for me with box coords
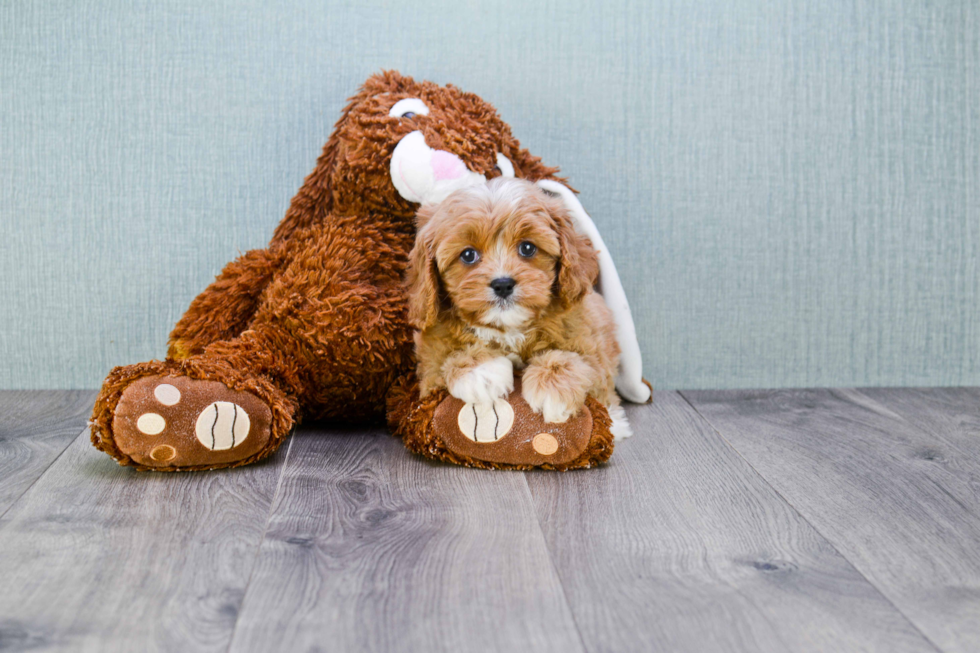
[457,399,514,443]
[136,413,166,435]
[153,383,181,406]
[532,433,559,455]
[150,445,177,462]
[195,402,250,450]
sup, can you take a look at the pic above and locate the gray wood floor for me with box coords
[1,388,978,652]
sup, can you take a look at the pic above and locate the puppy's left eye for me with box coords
[518,241,537,258]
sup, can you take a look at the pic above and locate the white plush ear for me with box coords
[536,180,651,404]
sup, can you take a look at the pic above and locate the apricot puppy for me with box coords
[406,177,631,439]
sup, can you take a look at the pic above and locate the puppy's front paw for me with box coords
[522,384,580,423]
[522,351,593,423]
[447,356,514,406]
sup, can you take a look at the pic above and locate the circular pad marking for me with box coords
[532,433,559,456]
[457,399,515,443]
[150,445,176,462]
[136,413,166,435]
[153,383,181,406]
[195,402,250,451]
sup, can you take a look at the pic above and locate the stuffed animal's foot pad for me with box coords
[433,378,596,468]
[112,375,272,469]
[195,401,251,450]
[456,399,515,443]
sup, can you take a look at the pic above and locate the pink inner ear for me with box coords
[431,150,467,181]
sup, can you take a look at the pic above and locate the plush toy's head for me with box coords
[273,71,563,243]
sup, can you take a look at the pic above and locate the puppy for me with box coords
[406,177,631,439]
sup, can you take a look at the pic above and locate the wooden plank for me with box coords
[0,390,96,515]
[857,387,980,458]
[0,428,288,652]
[526,392,937,653]
[684,388,980,653]
[229,427,585,653]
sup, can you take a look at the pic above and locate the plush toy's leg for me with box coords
[93,218,415,471]
[91,329,300,471]
[387,374,615,471]
[93,296,411,472]
[167,248,282,360]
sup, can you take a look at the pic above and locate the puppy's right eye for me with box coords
[518,241,537,258]
[459,248,480,265]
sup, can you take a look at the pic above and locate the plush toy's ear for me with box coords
[271,71,414,247]
[406,226,441,330]
[537,179,652,404]
[550,199,600,308]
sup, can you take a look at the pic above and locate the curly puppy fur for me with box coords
[406,178,630,438]
[92,71,569,469]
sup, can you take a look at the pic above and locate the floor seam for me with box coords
[676,390,946,653]
[0,424,89,523]
[520,470,591,653]
[224,432,296,653]
[848,387,980,466]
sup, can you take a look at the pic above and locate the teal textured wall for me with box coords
[1,1,977,390]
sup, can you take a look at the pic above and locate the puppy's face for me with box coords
[407,178,599,331]
[436,190,558,329]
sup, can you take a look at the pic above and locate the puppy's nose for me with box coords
[490,277,516,299]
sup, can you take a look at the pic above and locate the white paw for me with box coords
[522,385,578,424]
[607,403,633,440]
[448,357,514,406]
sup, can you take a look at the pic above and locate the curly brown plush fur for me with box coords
[92,71,593,471]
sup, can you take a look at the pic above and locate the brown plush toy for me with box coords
[90,71,649,472]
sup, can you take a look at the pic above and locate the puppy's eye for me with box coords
[459,248,480,265]
[518,241,537,258]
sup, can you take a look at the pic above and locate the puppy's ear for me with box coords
[551,199,600,307]
[414,203,437,230]
[406,228,441,330]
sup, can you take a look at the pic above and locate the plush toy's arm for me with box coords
[167,248,281,359]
